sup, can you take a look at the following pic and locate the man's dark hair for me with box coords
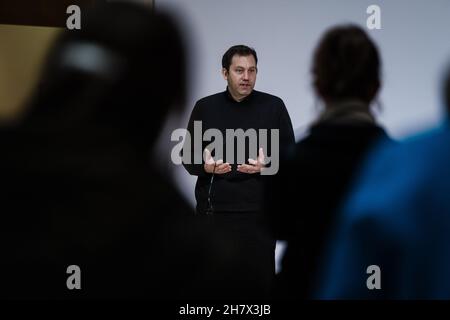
[222,45,258,71]
[312,24,381,104]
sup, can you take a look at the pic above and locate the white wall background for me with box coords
[157,0,450,199]
[154,0,450,270]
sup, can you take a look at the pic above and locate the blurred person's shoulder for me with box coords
[370,124,450,173]
[343,126,450,214]
[401,124,450,154]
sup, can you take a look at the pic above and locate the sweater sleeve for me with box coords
[182,101,209,177]
[278,100,296,159]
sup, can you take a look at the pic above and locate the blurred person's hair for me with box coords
[222,45,258,71]
[25,1,185,147]
[445,64,450,112]
[312,25,381,104]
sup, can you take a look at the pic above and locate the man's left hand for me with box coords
[237,148,265,174]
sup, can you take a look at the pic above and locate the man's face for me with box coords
[222,54,257,102]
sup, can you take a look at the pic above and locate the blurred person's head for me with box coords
[445,65,450,114]
[312,25,381,106]
[222,45,258,102]
[25,2,185,148]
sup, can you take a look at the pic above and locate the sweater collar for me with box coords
[224,86,255,103]
[313,100,376,126]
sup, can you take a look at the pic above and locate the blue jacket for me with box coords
[319,124,450,299]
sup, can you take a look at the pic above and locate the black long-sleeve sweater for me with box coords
[183,88,295,214]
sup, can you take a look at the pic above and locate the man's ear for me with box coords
[222,68,228,80]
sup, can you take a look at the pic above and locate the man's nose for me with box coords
[243,71,249,80]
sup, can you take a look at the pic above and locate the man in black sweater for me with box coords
[182,45,295,299]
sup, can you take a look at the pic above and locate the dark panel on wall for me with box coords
[0,0,100,27]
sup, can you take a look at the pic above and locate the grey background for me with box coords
[157,0,450,199]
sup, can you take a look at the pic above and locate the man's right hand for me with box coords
[203,149,232,174]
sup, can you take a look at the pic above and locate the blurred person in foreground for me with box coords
[1,2,206,299]
[267,25,392,299]
[318,64,450,299]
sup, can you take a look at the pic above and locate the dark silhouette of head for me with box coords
[312,25,381,105]
[445,64,450,114]
[26,1,186,148]
[1,3,196,299]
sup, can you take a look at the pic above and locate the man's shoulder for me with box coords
[253,90,285,105]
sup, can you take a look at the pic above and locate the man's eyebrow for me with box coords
[234,66,256,69]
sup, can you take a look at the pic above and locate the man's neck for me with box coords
[227,88,252,102]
